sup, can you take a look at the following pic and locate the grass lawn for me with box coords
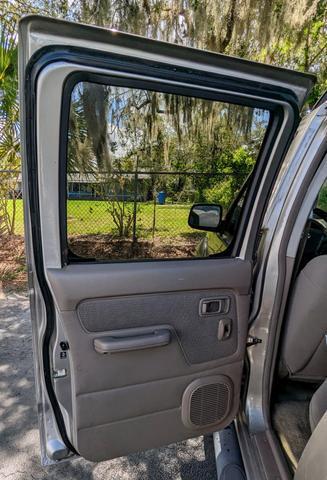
[5,200,24,235]
[8,199,197,238]
[67,199,194,238]
[8,183,327,238]
[2,198,224,272]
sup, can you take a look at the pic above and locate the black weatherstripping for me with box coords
[52,45,301,265]
[23,57,78,455]
[27,45,303,106]
[60,69,275,265]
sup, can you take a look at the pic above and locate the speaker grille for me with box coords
[189,381,231,427]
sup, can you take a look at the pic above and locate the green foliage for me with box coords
[104,176,138,238]
[254,0,327,107]
[317,183,327,212]
[202,147,255,209]
[0,18,20,234]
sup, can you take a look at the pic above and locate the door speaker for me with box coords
[181,375,233,429]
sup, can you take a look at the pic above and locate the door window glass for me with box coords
[297,178,327,270]
[66,81,269,261]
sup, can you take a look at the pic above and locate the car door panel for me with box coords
[48,259,250,461]
[47,258,251,309]
[19,15,315,464]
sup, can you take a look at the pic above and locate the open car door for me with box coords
[19,16,315,464]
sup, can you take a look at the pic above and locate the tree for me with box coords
[0,18,20,234]
[67,0,327,183]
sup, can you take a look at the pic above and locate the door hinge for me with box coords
[246,336,262,347]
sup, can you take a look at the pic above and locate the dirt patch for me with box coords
[0,235,27,293]
[69,233,203,260]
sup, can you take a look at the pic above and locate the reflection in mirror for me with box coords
[188,204,222,232]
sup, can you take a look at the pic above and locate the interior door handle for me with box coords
[199,297,230,316]
[94,329,171,354]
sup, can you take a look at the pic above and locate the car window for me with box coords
[316,179,327,214]
[297,178,327,271]
[66,81,269,261]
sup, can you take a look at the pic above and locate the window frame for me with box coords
[57,50,297,266]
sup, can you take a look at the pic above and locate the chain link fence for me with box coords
[66,170,235,260]
[68,171,199,260]
[0,170,26,291]
[0,169,243,261]
[0,169,24,236]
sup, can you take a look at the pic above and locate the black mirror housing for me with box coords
[188,204,222,232]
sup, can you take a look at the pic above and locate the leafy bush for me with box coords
[202,147,255,210]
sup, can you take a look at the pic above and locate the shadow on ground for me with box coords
[0,294,217,480]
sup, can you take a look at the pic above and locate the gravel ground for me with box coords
[0,293,217,480]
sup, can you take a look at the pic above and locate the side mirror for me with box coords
[188,204,222,232]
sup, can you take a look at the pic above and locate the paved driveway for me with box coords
[0,293,217,480]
